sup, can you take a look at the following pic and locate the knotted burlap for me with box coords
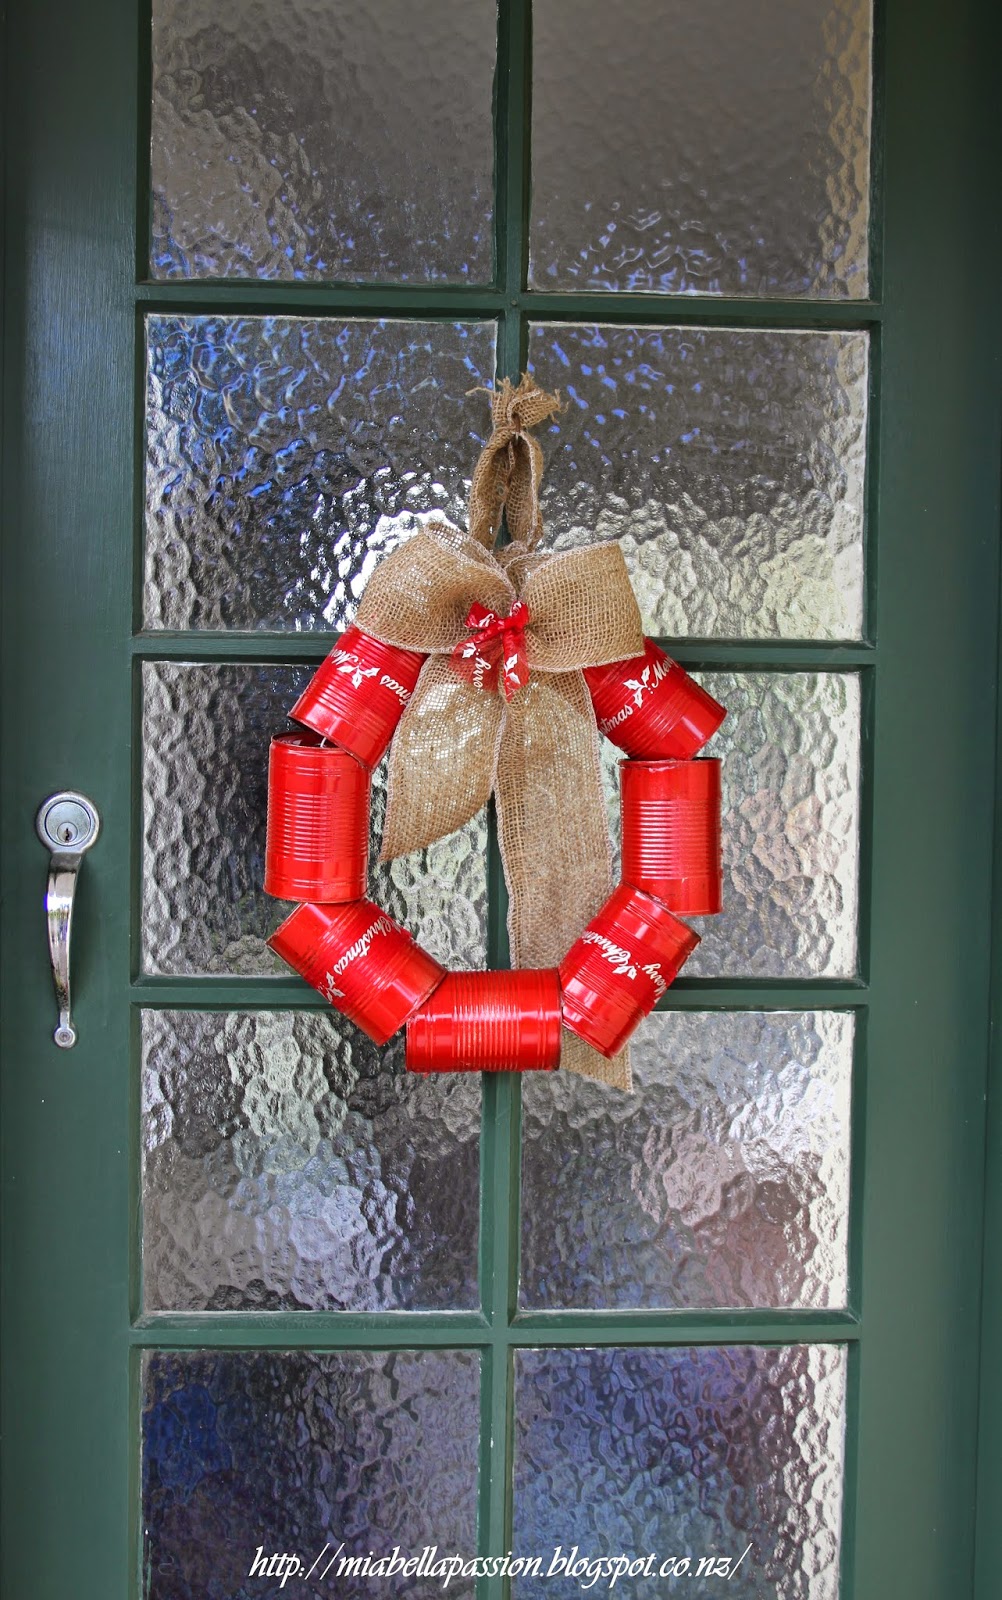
[356,377,644,1088]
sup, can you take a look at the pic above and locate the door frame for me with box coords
[3,2,1002,1597]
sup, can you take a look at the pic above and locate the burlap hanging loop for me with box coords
[354,376,645,1087]
[466,376,562,548]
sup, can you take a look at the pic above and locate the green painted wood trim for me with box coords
[128,632,878,665]
[849,0,1001,1594]
[128,981,868,1008]
[481,8,530,1589]
[1,0,139,1591]
[976,643,1002,1592]
[973,0,1002,1574]
[133,281,882,329]
[126,1313,860,1348]
[2,1,1001,1597]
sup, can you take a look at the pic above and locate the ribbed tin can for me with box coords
[291,625,426,770]
[621,758,722,915]
[559,883,699,1058]
[264,732,369,902]
[583,638,726,760]
[405,969,562,1074]
[268,899,445,1045]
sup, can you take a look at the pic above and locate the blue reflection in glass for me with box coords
[142,1349,480,1599]
[513,1345,846,1599]
[144,315,496,632]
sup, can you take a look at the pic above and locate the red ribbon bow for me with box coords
[451,600,530,701]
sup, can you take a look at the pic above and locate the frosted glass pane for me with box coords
[600,672,861,977]
[143,1349,480,1599]
[140,663,487,976]
[521,1011,853,1310]
[513,1345,846,1600]
[530,323,868,641]
[531,0,871,297]
[141,1009,480,1312]
[150,0,496,281]
[143,316,496,631]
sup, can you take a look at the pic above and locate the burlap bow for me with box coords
[355,377,644,1087]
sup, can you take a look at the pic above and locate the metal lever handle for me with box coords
[35,792,101,1049]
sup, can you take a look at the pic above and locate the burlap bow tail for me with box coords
[356,377,644,1086]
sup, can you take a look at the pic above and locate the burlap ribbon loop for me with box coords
[354,376,644,1087]
[466,377,562,549]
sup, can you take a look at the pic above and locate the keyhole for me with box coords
[37,793,100,859]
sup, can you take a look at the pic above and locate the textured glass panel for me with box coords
[142,1010,480,1312]
[141,663,487,975]
[599,672,860,977]
[521,1011,852,1311]
[531,0,871,297]
[150,0,496,281]
[513,1345,846,1600]
[143,1348,480,1599]
[144,316,496,631]
[530,323,868,641]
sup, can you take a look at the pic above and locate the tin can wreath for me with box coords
[264,378,726,1092]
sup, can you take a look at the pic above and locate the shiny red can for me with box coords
[268,899,445,1046]
[291,625,426,770]
[621,758,722,915]
[406,969,562,1074]
[264,732,369,902]
[583,638,726,760]
[559,883,699,1058]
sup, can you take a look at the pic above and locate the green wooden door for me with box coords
[3,1,1001,1596]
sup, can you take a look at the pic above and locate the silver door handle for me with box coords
[35,791,101,1048]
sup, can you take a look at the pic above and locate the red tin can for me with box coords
[583,638,726,760]
[559,883,699,1058]
[268,899,445,1046]
[621,758,722,915]
[405,969,562,1074]
[291,625,426,770]
[264,732,370,902]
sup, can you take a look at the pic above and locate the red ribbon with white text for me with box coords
[451,600,530,700]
